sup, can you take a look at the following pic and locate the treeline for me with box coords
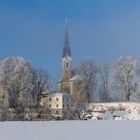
[75,56,140,103]
[0,56,139,108]
[0,56,139,121]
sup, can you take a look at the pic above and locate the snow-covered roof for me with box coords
[41,90,53,95]
[41,91,49,95]
[57,81,61,83]
[69,74,82,81]
[48,92,71,97]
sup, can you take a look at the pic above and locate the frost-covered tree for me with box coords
[0,57,33,107]
[97,63,110,102]
[33,68,51,101]
[0,57,51,108]
[77,59,97,103]
[134,69,140,102]
[111,56,138,101]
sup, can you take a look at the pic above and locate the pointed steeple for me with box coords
[63,17,71,58]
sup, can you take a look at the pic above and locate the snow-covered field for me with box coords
[0,121,140,140]
[89,102,140,112]
[88,102,140,120]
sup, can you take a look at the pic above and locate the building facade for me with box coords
[40,92,72,115]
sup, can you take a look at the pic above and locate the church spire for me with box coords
[63,17,71,58]
[65,16,68,25]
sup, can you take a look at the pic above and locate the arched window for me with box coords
[66,62,69,68]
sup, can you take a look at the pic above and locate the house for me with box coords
[40,92,72,115]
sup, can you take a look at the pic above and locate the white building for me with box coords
[40,92,72,115]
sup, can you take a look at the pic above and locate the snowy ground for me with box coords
[0,121,140,140]
[88,102,140,120]
[89,102,140,112]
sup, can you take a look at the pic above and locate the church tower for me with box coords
[57,18,83,102]
[57,18,72,94]
[62,18,72,82]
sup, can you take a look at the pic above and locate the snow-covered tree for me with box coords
[0,57,51,108]
[134,69,140,102]
[33,68,51,101]
[77,59,97,103]
[97,63,110,102]
[111,56,138,101]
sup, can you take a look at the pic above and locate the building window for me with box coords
[66,62,69,68]
[67,104,69,108]
[56,111,59,114]
[63,104,64,108]
[67,98,69,101]
[2,95,5,98]
[49,98,51,101]
[49,104,51,108]
[56,98,59,101]
[56,104,59,108]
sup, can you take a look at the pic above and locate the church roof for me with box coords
[69,75,82,81]
[49,92,71,96]
[63,21,71,58]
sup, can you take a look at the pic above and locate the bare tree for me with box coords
[15,102,25,121]
[63,103,92,120]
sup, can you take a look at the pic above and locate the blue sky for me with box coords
[0,0,140,83]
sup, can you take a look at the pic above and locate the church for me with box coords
[40,20,83,115]
[57,20,83,101]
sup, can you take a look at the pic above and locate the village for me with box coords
[0,20,140,121]
[2,1,140,140]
